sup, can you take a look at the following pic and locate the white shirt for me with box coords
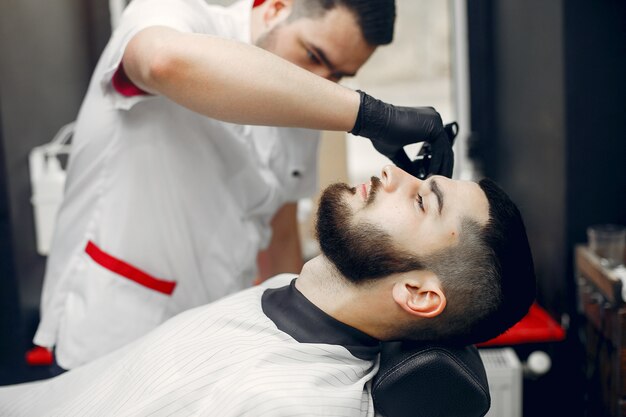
[2,276,379,416]
[33,0,320,369]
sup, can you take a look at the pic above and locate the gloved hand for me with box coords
[391,129,455,179]
[349,90,454,178]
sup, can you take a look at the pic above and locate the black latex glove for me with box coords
[350,90,454,178]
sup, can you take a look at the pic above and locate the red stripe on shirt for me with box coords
[112,63,149,97]
[85,241,176,295]
[253,0,266,7]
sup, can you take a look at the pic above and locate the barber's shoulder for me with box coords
[259,274,298,289]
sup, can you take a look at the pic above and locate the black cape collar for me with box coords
[262,278,381,361]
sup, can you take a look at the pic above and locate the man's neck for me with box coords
[295,256,397,340]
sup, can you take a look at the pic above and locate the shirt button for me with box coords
[291,170,301,178]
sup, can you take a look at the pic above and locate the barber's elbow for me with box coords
[123,28,182,93]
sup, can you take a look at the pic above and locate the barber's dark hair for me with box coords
[291,0,396,45]
[411,178,537,345]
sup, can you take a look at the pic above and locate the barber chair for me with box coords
[372,342,490,417]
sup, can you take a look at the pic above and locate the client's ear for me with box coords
[392,271,446,318]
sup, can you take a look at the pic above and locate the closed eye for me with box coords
[306,49,321,64]
[416,194,425,212]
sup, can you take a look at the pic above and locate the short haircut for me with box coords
[409,178,536,345]
[472,178,536,342]
[316,177,536,345]
[290,0,396,46]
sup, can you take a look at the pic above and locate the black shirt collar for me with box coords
[262,278,381,361]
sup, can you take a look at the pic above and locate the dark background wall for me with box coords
[0,0,110,384]
[470,0,626,319]
[468,0,626,416]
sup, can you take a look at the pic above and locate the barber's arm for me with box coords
[256,203,302,283]
[123,26,451,174]
[123,26,358,130]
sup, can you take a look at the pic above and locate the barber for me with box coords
[33,0,454,372]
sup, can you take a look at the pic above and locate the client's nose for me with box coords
[382,165,422,191]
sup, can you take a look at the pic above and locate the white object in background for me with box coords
[29,123,74,256]
[296,197,321,262]
[479,348,523,417]
[526,350,552,377]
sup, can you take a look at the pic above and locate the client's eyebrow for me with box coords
[430,180,444,215]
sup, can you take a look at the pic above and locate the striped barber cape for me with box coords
[0,277,380,416]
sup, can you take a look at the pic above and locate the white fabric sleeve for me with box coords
[98,0,221,110]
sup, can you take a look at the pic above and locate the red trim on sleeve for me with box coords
[111,63,149,97]
[85,241,176,295]
[252,0,267,7]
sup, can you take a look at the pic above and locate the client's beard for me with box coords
[316,178,424,283]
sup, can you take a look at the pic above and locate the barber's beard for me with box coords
[316,177,424,283]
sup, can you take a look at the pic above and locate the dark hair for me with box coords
[410,178,537,345]
[316,177,535,345]
[290,0,396,45]
[472,178,537,342]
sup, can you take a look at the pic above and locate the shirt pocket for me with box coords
[58,241,176,366]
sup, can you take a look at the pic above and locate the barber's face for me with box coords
[350,166,490,256]
[255,5,376,82]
